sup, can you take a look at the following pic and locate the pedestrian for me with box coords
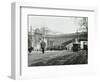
[40,38,46,54]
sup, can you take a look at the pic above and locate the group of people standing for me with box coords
[28,38,46,54]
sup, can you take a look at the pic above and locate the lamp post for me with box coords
[30,26,33,47]
[76,28,79,43]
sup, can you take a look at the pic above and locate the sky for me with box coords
[29,15,86,34]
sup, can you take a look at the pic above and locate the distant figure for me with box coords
[40,39,46,54]
[28,46,33,53]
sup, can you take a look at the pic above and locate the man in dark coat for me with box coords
[40,39,46,54]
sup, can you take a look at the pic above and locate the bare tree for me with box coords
[78,17,88,33]
[40,26,50,35]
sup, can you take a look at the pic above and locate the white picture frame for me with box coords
[11,2,96,80]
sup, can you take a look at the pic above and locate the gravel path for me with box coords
[28,50,74,66]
